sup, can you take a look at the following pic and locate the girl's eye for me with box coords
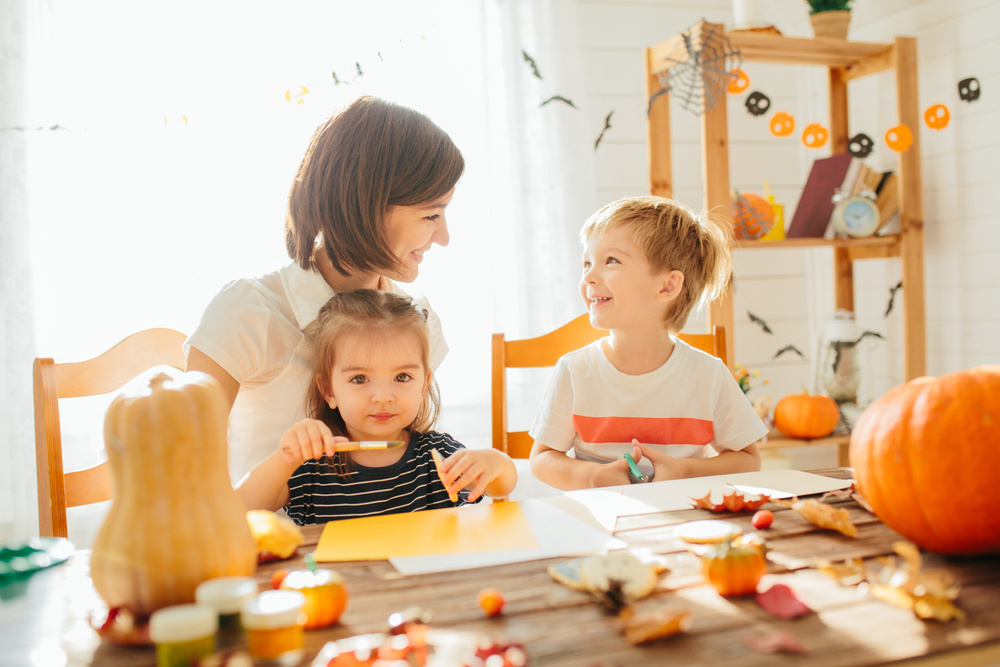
[349,375,368,385]
[395,373,414,383]
[425,214,440,222]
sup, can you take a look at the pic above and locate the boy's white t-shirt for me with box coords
[529,337,767,478]
[185,261,447,484]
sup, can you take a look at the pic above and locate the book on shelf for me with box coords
[874,171,899,235]
[787,153,863,239]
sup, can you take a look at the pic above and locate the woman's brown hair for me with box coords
[285,96,465,277]
[303,289,441,476]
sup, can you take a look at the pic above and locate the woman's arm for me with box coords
[528,441,635,490]
[186,346,240,415]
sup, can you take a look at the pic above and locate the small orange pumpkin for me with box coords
[885,124,914,152]
[769,112,795,137]
[849,366,1000,555]
[801,122,829,148]
[727,68,750,94]
[701,537,767,597]
[731,191,774,240]
[773,391,839,439]
[924,104,950,130]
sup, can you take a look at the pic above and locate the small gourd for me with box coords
[91,370,257,618]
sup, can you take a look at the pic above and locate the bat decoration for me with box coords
[594,111,613,151]
[830,331,885,374]
[1,124,67,132]
[957,77,980,102]
[848,133,874,158]
[773,345,805,360]
[744,91,771,117]
[885,280,903,317]
[522,49,543,79]
[331,62,365,86]
[748,311,773,334]
[540,95,577,109]
[647,88,669,115]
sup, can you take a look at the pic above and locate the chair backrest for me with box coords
[33,328,187,537]
[491,314,727,458]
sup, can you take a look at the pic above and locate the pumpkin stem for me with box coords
[306,552,317,573]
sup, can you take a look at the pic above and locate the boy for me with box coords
[528,196,766,489]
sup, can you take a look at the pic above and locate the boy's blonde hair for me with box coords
[303,289,441,475]
[581,196,732,333]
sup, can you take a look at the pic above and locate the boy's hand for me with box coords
[589,442,642,488]
[438,449,505,502]
[278,419,348,464]
[632,438,689,481]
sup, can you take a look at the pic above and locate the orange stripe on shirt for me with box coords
[573,415,714,446]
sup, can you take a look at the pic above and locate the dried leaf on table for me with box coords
[819,484,874,514]
[691,486,771,512]
[817,558,866,586]
[618,606,692,645]
[755,583,811,619]
[775,497,857,537]
[743,630,807,654]
[867,541,965,622]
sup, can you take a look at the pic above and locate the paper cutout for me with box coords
[848,133,874,158]
[924,104,950,130]
[802,123,829,148]
[728,68,750,94]
[315,501,538,562]
[769,112,795,137]
[162,114,188,127]
[885,124,913,152]
[284,86,310,105]
[958,77,980,102]
[744,91,770,116]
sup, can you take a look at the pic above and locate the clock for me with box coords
[831,194,880,238]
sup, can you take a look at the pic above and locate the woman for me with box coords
[186,96,465,484]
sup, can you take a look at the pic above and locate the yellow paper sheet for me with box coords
[314,502,539,562]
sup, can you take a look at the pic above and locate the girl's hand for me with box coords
[439,449,510,502]
[632,438,689,481]
[278,419,347,464]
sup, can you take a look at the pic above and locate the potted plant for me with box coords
[806,0,852,39]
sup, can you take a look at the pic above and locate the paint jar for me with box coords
[149,603,218,667]
[241,590,306,666]
[196,576,258,630]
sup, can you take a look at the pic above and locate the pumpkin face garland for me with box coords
[801,123,829,148]
[848,132,874,158]
[745,91,771,117]
[885,124,914,152]
[849,366,1000,555]
[769,112,795,137]
[924,104,951,130]
[957,77,980,102]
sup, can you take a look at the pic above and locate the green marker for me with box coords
[624,452,646,483]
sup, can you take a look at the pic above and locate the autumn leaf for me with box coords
[691,486,771,512]
[755,583,811,619]
[775,497,857,537]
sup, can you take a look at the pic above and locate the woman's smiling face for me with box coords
[383,188,455,283]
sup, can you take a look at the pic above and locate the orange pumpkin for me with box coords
[924,104,950,130]
[701,537,767,597]
[773,392,839,439]
[281,567,348,629]
[849,366,1000,555]
[885,124,914,152]
[727,68,749,94]
[769,112,795,137]
[731,191,774,240]
[801,122,829,148]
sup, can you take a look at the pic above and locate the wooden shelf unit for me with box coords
[644,23,926,382]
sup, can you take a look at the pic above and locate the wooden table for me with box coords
[3,468,999,666]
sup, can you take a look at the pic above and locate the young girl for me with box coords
[237,290,517,524]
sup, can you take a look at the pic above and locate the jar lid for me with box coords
[196,576,259,615]
[241,590,306,630]
[150,604,219,643]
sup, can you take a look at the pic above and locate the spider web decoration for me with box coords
[655,22,742,115]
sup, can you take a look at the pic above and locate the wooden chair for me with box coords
[34,328,187,537]
[492,314,727,458]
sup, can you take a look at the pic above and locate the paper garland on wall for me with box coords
[957,77,980,102]
[848,133,874,158]
[728,69,750,94]
[885,124,913,152]
[745,92,770,116]
[924,104,950,130]
[801,123,828,148]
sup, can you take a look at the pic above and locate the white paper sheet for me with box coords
[388,497,625,576]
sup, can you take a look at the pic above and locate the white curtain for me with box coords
[1,0,594,544]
